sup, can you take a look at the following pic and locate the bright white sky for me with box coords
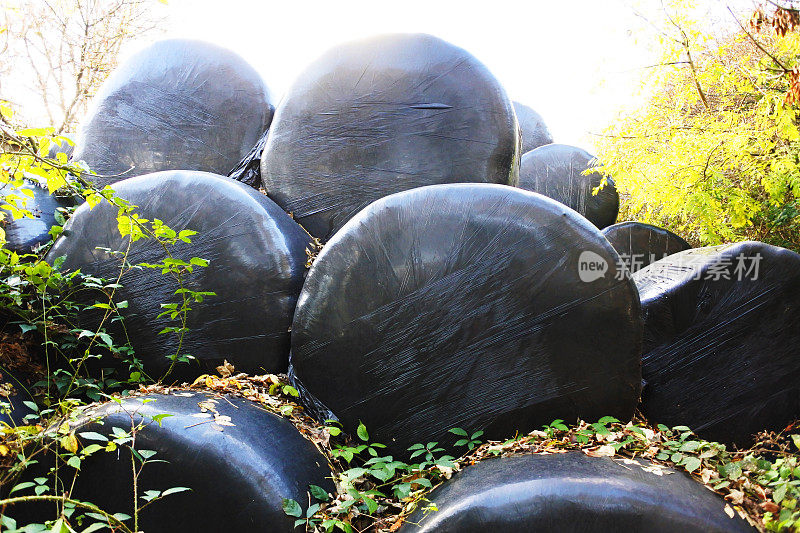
[147,0,662,153]
[2,0,741,153]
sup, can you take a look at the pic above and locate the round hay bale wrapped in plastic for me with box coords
[46,171,310,379]
[1,184,73,254]
[291,183,642,456]
[602,221,691,274]
[634,242,800,446]
[519,143,618,229]
[74,39,273,187]
[398,452,753,532]
[513,101,553,153]
[3,392,334,532]
[261,33,520,240]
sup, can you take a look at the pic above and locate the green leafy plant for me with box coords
[448,427,484,450]
[0,101,215,530]
[594,0,800,251]
[1,398,191,533]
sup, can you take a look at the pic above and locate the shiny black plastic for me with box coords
[74,39,273,187]
[261,33,520,240]
[634,242,800,446]
[6,392,334,532]
[602,221,691,273]
[513,101,553,153]
[399,452,752,532]
[519,143,619,229]
[46,171,310,378]
[1,183,72,254]
[291,183,642,456]
[228,128,270,188]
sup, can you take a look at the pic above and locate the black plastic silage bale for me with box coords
[290,183,642,456]
[261,33,520,240]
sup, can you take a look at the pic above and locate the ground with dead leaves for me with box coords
[2,364,799,532]
[140,367,800,532]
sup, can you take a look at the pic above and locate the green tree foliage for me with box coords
[595,1,800,250]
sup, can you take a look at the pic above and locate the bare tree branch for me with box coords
[1,0,165,131]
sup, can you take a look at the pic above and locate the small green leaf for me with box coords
[309,484,330,501]
[679,441,700,452]
[363,496,378,514]
[151,414,173,426]
[18,323,37,334]
[357,421,369,441]
[79,431,108,442]
[82,444,104,456]
[683,456,701,473]
[282,498,302,518]
[10,481,35,494]
[774,482,788,504]
[162,486,191,497]
[138,449,158,460]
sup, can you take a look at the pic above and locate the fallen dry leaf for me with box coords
[726,489,744,505]
[436,464,454,479]
[216,360,235,378]
[584,445,616,457]
[760,501,780,514]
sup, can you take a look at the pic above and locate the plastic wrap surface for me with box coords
[260,33,520,240]
[519,143,619,229]
[74,39,273,187]
[602,221,691,274]
[5,392,334,531]
[227,128,270,188]
[634,241,800,446]
[46,171,311,379]
[291,183,642,456]
[513,101,553,153]
[398,452,753,532]
[1,183,73,254]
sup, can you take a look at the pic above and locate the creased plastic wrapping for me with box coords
[398,452,753,532]
[1,183,73,254]
[228,128,270,188]
[46,171,310,379]
[634,241,800,446]
[74,39,273,187]
[602,221,691,274]
[513,101,553,153]
[291,183,642,457]
[5,392,334,532]
[261,33,520,240]
[519,143,619,229]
